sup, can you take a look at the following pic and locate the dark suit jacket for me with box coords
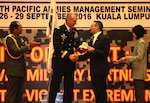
[4,34,30,77]
[79,33,110,76]
[52,24,80,72]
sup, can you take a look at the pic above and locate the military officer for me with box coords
[48,13,80,103]
[4,21,39,103]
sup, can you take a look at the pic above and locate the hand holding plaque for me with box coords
[79,42,95,53]
[79,42,89,50]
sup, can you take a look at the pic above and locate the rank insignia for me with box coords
[61,34,67,41]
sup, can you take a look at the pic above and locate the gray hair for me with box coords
[65,13,77,20]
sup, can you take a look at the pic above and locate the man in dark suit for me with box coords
[4,21,39,103]
[79,21,110,103]
[48,13,80,103]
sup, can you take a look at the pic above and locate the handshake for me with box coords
[69,54,78,62]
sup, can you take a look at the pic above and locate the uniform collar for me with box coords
[10,33,17,38]
[65,23,70,32]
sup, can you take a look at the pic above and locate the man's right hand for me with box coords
[47,68,53,75]
[28,41,40,49]
[69,54,78,62]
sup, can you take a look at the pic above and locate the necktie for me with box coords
[90,36,94,46]
[92,36,96,45]
[70,28,72,33]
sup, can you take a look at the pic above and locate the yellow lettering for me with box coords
[26,89,35,101]
[108,69,133,82]
[145,70,150,81]
[145,89,150,102]
[26,69,49,81]
[0,90,6,102]
[110,46,121,61]
[121,89,134,102]
[89,89,95,101]
[0,46,5,63]
[74,69,85,81]
[87,69,91,81]
[30,47,44,63]
[39,89,47,100]
[44,46,49,62]
[83,89,90,102]
[107,89,113,101]
[114,89,120,101]
[0,69,7,82]
[119,69,129,81]
[73,89,80,101]
[26,89,48,102]
[82,89,95,102]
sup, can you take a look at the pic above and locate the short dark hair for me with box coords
[132,25,146,39]
[9,21,19,33]
[94,21,103,31]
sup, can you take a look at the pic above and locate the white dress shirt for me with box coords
[92,31,101,45]
[65,23,71,32]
